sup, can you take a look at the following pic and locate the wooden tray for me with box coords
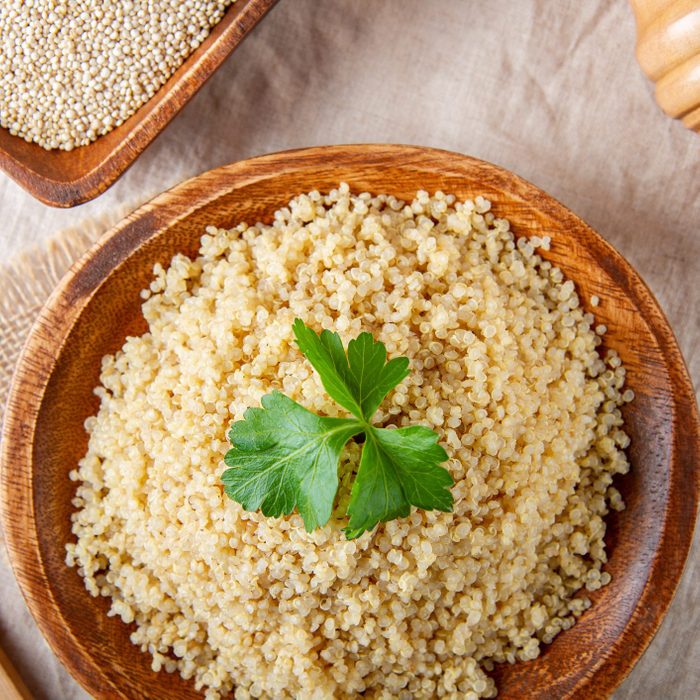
[0,0,278,208]
[1,145,698,698]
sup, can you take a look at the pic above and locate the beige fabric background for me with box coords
[0,0,698,698]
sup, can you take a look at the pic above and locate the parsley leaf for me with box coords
[292,319,409,421]
[344,426,452,538]
[291,319,364,418]
[222,392,362,531]
[222,320,454,537]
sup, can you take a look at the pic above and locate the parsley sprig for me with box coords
[222,319,454,538]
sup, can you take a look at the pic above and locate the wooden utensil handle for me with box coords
[630,0,700,132]
[0,645,33,700]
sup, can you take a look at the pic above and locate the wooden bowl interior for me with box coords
[3,146,697,699]
[0,0,277,207]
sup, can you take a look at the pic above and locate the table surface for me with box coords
[0,1,698,698]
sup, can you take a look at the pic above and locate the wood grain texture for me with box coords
[1,145,698,699]
[0,646,33,700]
[630,0,700,132]
[0,0,278,208]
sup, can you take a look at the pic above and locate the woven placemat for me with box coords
[0,208,132,429]
[0,230,93,425]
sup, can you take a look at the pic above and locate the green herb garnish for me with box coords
[222,319,454,538]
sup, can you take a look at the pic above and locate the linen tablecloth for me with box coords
[0,1,698,698]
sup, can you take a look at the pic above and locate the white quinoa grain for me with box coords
[67,188,631,700]
[0,0,234,150]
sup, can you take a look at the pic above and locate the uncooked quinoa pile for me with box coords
[0,0,234,150]
[67,186,632,699]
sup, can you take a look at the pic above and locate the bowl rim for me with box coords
[1,144,698,698]
[0,0,278,208]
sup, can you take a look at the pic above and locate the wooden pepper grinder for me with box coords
[630,0,700,132]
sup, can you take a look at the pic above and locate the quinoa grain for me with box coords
[0,0,234,150]
[67,187,631,699]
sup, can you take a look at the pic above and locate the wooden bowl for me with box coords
[1,145,698,699]
[0,0,277,208]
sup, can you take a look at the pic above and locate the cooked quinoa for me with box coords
[66,186,632,699]
[0,0,234,150]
